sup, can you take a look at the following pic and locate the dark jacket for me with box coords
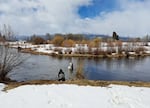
[58,69,65,81]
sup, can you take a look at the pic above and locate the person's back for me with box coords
[58,69,65,81]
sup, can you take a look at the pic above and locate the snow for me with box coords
[7,41,150,54]
[36,48,54,54]
[0,84,150,108]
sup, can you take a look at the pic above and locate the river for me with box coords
[9,54,150,82]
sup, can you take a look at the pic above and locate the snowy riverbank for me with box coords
[0,83,150,108]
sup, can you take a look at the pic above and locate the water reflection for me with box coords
[84,57,150,81]
[9,54,150,82]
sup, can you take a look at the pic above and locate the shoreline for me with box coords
[21,48,150,58]
[2,79,150,90]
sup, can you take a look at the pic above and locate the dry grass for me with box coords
[2,79,150,91]
[58,54,105,58]
[21,49,150,58]
[76,59,85,79]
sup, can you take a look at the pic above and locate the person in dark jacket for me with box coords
[58,69,65,81]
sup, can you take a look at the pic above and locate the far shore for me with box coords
[21,48,150,58]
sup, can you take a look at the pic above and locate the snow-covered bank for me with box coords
[0,83,150,108]
[7,41,150,55]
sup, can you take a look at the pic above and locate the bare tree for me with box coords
[1,24,15,41]
[0,25,25,81]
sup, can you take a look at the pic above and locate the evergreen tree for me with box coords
[112,32,119,40]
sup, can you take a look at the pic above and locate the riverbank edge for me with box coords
[2,79,150,90]
[21,48,150,58]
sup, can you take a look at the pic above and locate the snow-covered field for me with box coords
[0,83,150,108]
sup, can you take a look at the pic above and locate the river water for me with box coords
[9,54,150,82]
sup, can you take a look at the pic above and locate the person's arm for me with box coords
[58,72,60,77]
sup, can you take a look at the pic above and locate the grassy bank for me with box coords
[3,80,150,90]
[21,48,150,58]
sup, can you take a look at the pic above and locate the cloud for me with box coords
[77,0,150,37]
[0,0,150,37]
[0,0,91,35]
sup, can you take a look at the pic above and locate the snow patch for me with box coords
[0,84,150,108]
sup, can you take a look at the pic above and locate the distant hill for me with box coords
[16,34,130,41]
[84,34,130,41]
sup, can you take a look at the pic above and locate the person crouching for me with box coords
[58,69,65,81]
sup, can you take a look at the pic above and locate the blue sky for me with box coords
[78,0,118,18]
[0,0,150,37]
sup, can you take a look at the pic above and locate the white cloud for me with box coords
[0,0,91,35]
[77,0,150,37]
[0,0,150,37]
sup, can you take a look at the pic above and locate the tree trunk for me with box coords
[0,72,10,81]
